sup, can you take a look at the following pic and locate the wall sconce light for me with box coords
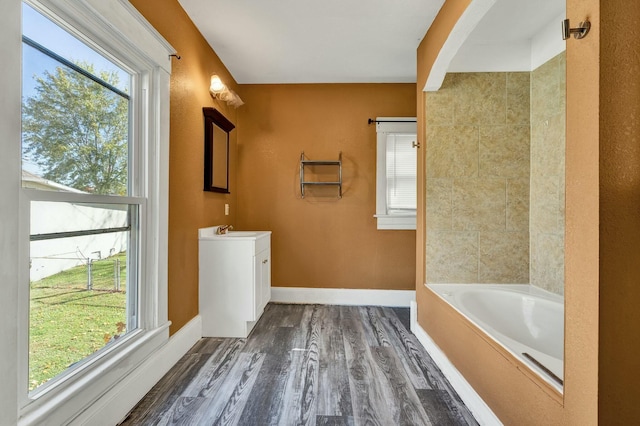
[210,75,225,93]
[209,74,244,108]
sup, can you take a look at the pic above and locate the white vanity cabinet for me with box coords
[198,227,271,337]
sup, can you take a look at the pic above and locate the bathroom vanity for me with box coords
[198,226,271,337]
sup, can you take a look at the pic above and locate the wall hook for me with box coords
[562,19,590,40]
[169,53,181,60]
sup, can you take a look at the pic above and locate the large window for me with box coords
[22,3,139,393]
[375,118,417,230]
[16,0,171,423]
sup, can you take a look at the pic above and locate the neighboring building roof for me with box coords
[21,170,86,193]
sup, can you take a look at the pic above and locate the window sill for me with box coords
[19,322,170,426]
[374,214,416,230]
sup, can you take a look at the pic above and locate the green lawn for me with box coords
[29,252,128,391]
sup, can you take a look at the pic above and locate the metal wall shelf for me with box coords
[300,152,342,198]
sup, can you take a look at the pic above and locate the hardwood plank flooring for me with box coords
[317,306,351,418]
[121,304,478,426]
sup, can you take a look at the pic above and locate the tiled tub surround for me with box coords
[530,53,566,295]
[426,72,531,283]
[422,57,568,413]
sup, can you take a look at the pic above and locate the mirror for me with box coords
[203,107,234,193]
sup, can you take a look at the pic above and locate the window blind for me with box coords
[385,133,417,212]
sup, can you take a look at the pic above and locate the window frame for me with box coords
[374,117,418,230]
[15,0,172,423]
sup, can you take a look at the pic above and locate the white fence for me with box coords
[30,201,128,282]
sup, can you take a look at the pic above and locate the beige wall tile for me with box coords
[479,125,530,178]
[530,52,566,296]
[425,69,535,286]
[426,231,478,283]
[544,112,566,174]
[530,175,561,233]
[452,178,506,231]
[507,72,531,125]
[424,54,565,291]
[479,231,529,283]
[559,169,566,221]
[507,91,530,126]
[531,113,565,177]
[559,54,566,112]
[426,178,452,230]
[530,233,564,294]
[507,178,529,231]
[426,126,479,177]
[531,56,563,123]
[426,84,454,126]
[507,72,530,94]
[453,73,507,126]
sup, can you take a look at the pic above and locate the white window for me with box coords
[16,0,171,423]
[375,118,417,230]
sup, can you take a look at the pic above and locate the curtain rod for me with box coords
[368,118,417,125]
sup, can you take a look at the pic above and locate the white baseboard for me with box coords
[410,302,502,426]
[72,315,202,426]
[271,287,415,307]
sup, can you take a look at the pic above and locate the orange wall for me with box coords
[598,1,640,422]
[237,84,416,290]
[130,0,240,334]
[416,0,599,424]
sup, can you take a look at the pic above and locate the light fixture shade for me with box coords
[227,89,244,107]
[210,74,225,93]
[209,73,243,108]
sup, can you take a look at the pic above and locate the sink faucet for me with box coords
[216,225,233,235]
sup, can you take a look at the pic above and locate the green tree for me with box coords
[22,63,128,195]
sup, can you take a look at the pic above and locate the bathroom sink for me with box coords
[220,231,257,237]
[198,226,270,240]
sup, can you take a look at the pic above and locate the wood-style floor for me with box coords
[121,304,478,426]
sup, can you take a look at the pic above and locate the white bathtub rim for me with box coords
[427,283,564,393]
[429,283,563,302]
[453,286,563,359]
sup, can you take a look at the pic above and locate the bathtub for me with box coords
[428,284,564,391]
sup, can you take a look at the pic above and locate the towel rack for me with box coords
[299,152,342,198]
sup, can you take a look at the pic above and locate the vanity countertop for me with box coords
[198,226,271,240]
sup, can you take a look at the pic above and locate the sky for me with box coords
[22,3,130,175]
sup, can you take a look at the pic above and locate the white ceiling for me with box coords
[178,0,444,84]
[449,0,566,73]
[467,0,565,44]
[178,0,565,85]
